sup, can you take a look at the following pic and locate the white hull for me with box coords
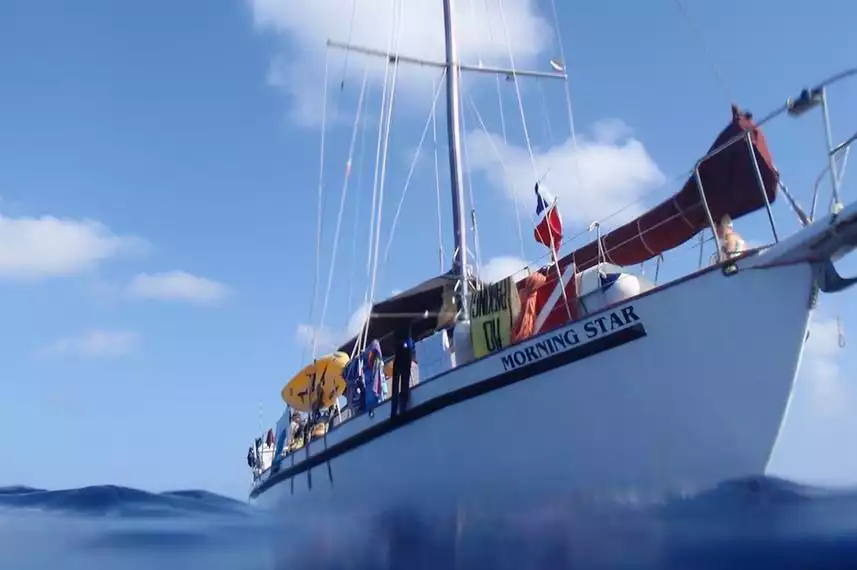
[252,259,816,513]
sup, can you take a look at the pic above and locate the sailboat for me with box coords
[249,0,857,513]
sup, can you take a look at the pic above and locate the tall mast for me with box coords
[326,1,567,323]
[441,0,470,321]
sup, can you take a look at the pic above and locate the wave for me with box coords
[2,476,857,568]
[0,484,249,518]
[3,475,856,519]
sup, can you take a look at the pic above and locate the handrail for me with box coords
[692,68,857,258]
[563,66,857,269]
[691,68,857,171]
[504,67,857,278]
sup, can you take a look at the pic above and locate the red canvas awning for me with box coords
[566,104,778,272]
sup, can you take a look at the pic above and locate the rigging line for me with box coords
[483,0,523,262]
[494,72,510,146]
[467,95,538,229]
[338,0,359,91]
[548,0,584,209]
[363,104,383,318]
[304,47,331,364]
[365,0,399,277]
[548,0,578,149]
[432,76,445,272]
[670,0,734,104]
[497,0,538,179]
[366,67,392,276]
[346,83,372,320]
[543,14,583,332]
[368,1,403,295]
[829,146,851,213]
[500,0,568,317]
[810,145,851,220]
[330,0,359,132]
[481,0,509,146]
[467,0,484,67]
[536,78,554,144]
[382,69,447,266]
[360,0,398,353]
[361,0,404,352]
[499,0,569,321]
[317,65,371,351]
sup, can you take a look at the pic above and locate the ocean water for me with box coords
[2,476,857,569]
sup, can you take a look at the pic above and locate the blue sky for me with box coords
[0,0,855,499]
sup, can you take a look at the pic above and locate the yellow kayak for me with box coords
[281,352,349,412]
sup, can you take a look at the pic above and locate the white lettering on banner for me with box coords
[500,305,642,372]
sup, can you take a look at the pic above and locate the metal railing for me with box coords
[519,67,857,280]
[693,68,857,262]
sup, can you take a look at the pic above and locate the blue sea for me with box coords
[2,476,857,569]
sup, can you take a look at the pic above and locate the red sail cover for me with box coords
[515,104,778,334]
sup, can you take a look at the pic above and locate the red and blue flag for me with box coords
[534,183,563,254]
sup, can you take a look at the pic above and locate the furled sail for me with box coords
[565,104,778,272]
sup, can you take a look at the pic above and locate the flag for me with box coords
[512,257,580,340]
[532,258,579,334]
[534,183,563,254]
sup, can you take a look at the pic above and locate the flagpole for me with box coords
[548,234,574,322]
[536,183,574,321]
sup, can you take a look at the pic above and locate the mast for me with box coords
[325,2,567,323]
[441,0,470,321]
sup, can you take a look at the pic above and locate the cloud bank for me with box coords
[126,271,232,306]
[0,213,145,280]
[40,329,140,359]
[466,120,665,229]
[249,0,554,126]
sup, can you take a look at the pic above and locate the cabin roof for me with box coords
[337,270,480,357]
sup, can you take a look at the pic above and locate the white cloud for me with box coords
[126,271,232,306]
[249,0,553,126]
[766,312,857,487]
[465,120,665,229]
[40,329,140,359]
[295,301,371,353]
[295,323,341,353]
[801,315,845,417]
[0,214,145,280]
[346,301,372,336]
[478,255,529,283]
